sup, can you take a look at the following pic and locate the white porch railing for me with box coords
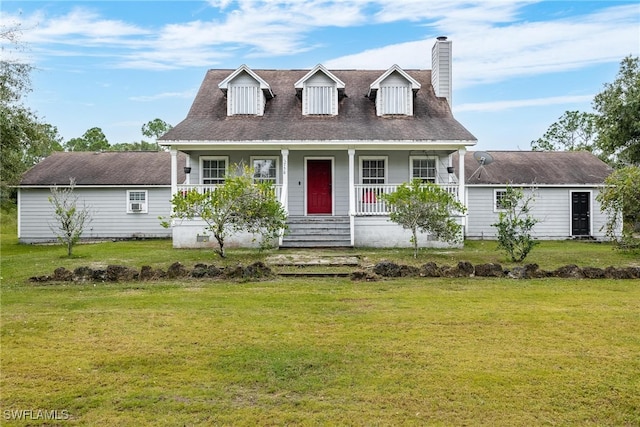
[354,183,459,216]
[176,184,283,202]
[176,183,457,217]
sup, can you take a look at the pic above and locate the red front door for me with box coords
[307,159,332,214]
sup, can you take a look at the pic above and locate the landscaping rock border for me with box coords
[28,260,639,283]
[29,261,274,283]
[360,261,640,280]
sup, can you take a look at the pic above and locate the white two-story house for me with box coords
[159,37,477,248]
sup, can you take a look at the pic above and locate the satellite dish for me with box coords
[473,151,494,166]
[470,151,494,180]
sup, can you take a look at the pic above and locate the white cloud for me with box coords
[454,94,594,113]
[324,39,431,69]
[129,89,197,102]
[3,1,639,77]
[372,0,535,25]
[449,4,640,87]
[325,4,640,88]
[14,8,149,44]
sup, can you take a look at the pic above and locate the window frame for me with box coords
[409,156,438,183]
[360,156,388,185]
[250,156,279,184]
[126,190,148,214]
[494,189,509,212]
[200,156,229,185]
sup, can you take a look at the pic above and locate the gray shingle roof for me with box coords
[20,151,185,186]
[160,69,476,142]
[454,151,613,185]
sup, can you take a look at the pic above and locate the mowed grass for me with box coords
[2,279,639,425]
[1,207,640,425]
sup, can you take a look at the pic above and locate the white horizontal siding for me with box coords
[19,187,173,243]
[465,186,611,240]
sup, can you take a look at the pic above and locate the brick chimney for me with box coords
[431,36,452,107]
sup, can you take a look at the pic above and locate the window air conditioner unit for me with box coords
[130,203,143,212]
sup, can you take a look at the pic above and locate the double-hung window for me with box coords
[494,189,509,212]
[251,157,278,184]
[360,157,386,204]
[201,157,228,185]
[361,157,387,184]
[410,156,437,183]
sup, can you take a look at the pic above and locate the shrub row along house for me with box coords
[17,37,616,247]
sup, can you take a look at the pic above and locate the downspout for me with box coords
[170,148,178,211]
[17,188,21,240]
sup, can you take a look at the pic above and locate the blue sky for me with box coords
[2,1,639,151]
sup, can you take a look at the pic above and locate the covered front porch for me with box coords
[168,145,468,248]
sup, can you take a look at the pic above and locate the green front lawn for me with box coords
[2,279,639,425]
[1,207,639,425]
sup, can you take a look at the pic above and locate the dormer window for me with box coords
[218,65,274,116]
[295,64,345,116]
[368,65,421,116]
[229,80,260,115]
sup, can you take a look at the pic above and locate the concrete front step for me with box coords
[281,216,352,248]
[266,253,360,277]
[277,271,351,277]
[280,241,352,248]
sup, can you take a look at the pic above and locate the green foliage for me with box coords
[530,110,598,153]
[0,22,32,103]
[142,118,172,150]
[1,23,63,205]
[48,179,92,257]
[166,165,287,258]
[0,106,64,205]
[596,165,640,249]
[64,127,110,152]
[530,56,639,166]
[593,56,640,166]
[109,140,160,151]
[381,179,466,258]
[492,186,539,262]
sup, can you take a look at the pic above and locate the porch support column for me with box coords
[457,147,467,230]
[281,149,289,214]
[279,149,289,247]
[170,148,178,197]
[348,148,356,246]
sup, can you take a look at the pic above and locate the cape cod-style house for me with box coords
[159,36,477,248]
[17,38,618,247]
